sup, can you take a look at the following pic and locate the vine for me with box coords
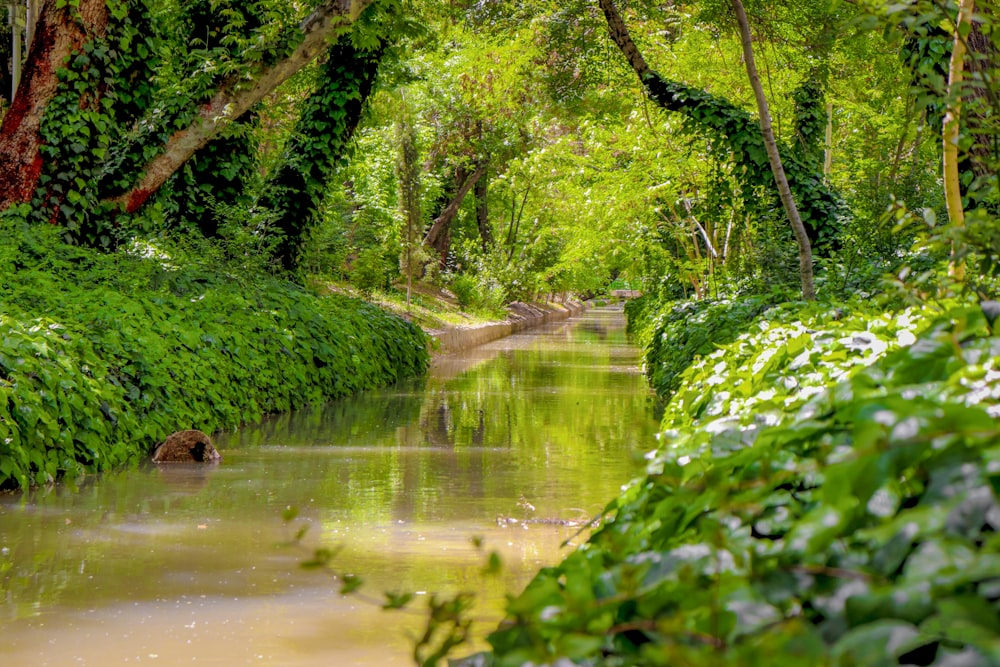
[642,72,847,249]
[257,36,386,270]
[32,0,160,245]
[791,72,827,171]
[153,0,266,238]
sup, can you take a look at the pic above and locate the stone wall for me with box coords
[427,301,588,356]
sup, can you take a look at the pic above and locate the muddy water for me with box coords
[0,307,659,666]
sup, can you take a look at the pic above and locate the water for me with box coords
[0,307,659,666]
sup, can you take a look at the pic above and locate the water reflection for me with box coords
[0,307,659,666]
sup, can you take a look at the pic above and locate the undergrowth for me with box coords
[465,295,1000,666]
[0,221,428,490]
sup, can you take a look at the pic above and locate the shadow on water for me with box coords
[0,307,660,666]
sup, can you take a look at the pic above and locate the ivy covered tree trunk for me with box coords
[597,0,844,251]
[258,38,384,271]
[0,0,109,208]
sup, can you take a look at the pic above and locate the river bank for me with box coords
[425,300,589,356]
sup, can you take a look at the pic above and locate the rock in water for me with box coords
[152,430,221,463]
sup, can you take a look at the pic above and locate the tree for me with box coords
[257,36,386,270]
[730,0,815,300]
[423,161,487,266]
[944,0,976,232]
[395,91,422,309]
[0,0,377,231]
[597,0,845,252]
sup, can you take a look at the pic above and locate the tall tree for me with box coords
[597,0,845,252]
[730,0,815,300]
[257,36,385,270]
[395,92,422,310]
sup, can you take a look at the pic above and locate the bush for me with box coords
[481,303,1000,667]
[350,246,392,295]
[450,273,479,310]
[626,295,776,398]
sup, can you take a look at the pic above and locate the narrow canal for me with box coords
[0,307,659,666]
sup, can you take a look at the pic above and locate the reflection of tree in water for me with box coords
[576,319,611,341]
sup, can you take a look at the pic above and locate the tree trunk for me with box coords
[258,37,384,271]
[597,0,843,252]
[424,162,487,266]
[395,94,421,311]
[475,167,492,252]
[944,0,975,281]
[0,0,109,208]
[965,16,994,180]
[730,0,815,300]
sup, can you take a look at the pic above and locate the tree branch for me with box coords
[109,0,375,214]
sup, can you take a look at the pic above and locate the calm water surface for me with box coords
[0,307,659,666]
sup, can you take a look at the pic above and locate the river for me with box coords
[0,307,659,666]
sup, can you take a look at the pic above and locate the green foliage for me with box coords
[449,273,479,309]
[0,222,428,491]
[350,246,392,295]
[155,111,261,238]
[257,36,385,271]
[479,299,1000,667]
[626,294,778,399]
[661,300,929,430]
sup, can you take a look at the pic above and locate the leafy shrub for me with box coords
[662,300,929,430]
[0,225,428,490]
[626,295,776,398]
[350,246,392,295]
[450,274,479,310]
[480,305,1000,667]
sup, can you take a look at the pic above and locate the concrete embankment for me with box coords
[426,301,588,356]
